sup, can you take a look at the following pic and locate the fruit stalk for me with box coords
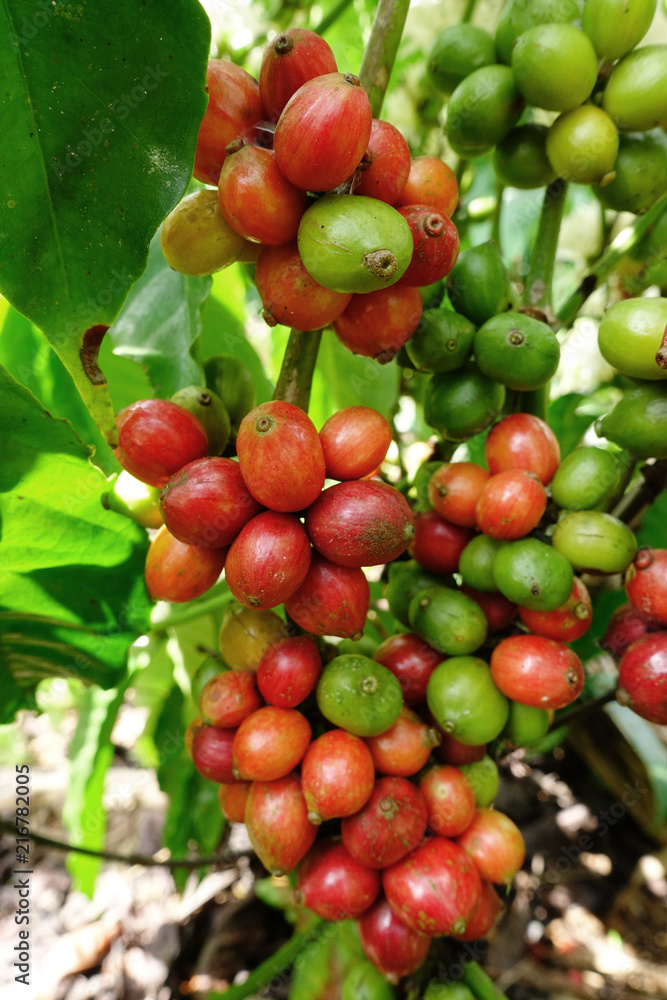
[461,957,509,1000]
[313,0,355,35]
[358,0,412,117]
[273,329,323,409]
[521,180,568,319]
[150,590,233,631]
[556,191,667,328]
[207,918,325,1000]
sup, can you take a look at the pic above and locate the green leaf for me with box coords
[0,366,151,717]
[62,676,132,896]
[547,393,591,458]
[108,231,212,398]
[0,0,210,440]
[309,329,400,428]
[605,702,667,837]
[289,920,363,1000]
[636,488,667,550]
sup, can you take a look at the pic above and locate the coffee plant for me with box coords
[2,0,667,997]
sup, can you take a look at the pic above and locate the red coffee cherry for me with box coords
[457,807,526,885]
[616,632,667,724]
[409,509,475,574]
[160,457,263,548]
[428,462,491,528]
[600,602,656,658]
[319,406,392,481]
[358,896,432,982]
[115,399,208,488]
[342,777,429,868]
[232,706,311,781]
[225,512,312,609]
[437,731,487,766]
[373,633,442,707]
[365,706,441,777]
[255,241,352,331]
[305,480,415,567]
[256,636,322,708]
[484,413,561,485]
[218,780,251,823]
[188,721,237,783]
[397,156,459,217]
[301,729,375,823]
[461,586,518,633]
[625,548,667,627]
[296,840,381,920]
[259,28,337,122]
[145,526,227,603]
[199,669,262,728]
[284,554,370,639]
[274,73,372,192]
[218,144,307,245]
[449,880,503,941]
[519,576,592,642]
[490,634,584,709]
[245,774,317,875]
[383,837,482,936]
[354,119,412,205]
[194,59,263,185]
[475,469,547,540]
[236,401,325,512]
[333,285,423,363]
[396,205,460,287]
[419,764,476,838]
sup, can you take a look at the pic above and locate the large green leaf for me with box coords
[0,0,210,440]
[0,366,151,719]
[108,231,211,398]
[62,676,132,896]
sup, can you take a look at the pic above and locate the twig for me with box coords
[522,180,568,320]
[358,0,412,118]
[273,329,323,410]
[462,958,510,1000]
[313,0,355,35]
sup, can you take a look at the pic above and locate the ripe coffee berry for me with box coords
[319,406,392,481]
[115,399,208,488]
[145,527,227,603]
[296,840,381,920]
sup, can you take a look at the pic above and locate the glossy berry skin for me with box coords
[218,145,307,245]
[396,206,460,288]
[397,156,459,218]
[296,840,381,920]
[601,602,656,658]
[305,480,415,567]
[485,413,560,486]
[383,837,482,936]
[457,808,526,885]
[419,765,476,838]
[319,406,392,481]
[274,73,372,192]
[237,401,325,512]
[519,577,592,642]
[450,880,502,941]
[194,60,263,185]
[255,241,352,331]
[342,777,429,869]
[460,586,518,633]
[218,780,252,823]
[428,462,490,528]
[285,554,370,639]
[259,29,337,122]
[334,285,423,363]
[354,120,411,205]
[224,512,311,609]
[409,510,475,574]
[616,633,667,724]
[245,774,317,875]
[145,526,227,603]
[365,706,440,777]
[256,636,321,707]
[358,897,432,981]
[115,399,208,488]
[160,457,263,549]
[199,670,262,728]
[232,706,311,781]
[625,548,667,628]
[302,730,375,823]
[189,723,237,783]
[373,633,442,706]
[475,470,547,541]
[490,634,584,710]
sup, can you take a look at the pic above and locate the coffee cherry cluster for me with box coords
[186,598,526,981]
[161,29,461,361]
